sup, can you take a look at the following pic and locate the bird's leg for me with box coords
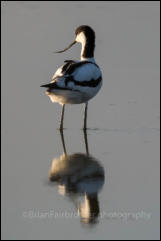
[59,128,67,155]
[83,102,88,130]
[83,128,89,155]
[59,104,65,130]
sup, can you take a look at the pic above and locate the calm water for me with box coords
[1,1,160,240]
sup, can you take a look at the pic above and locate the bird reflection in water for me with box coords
[49,130,105,225]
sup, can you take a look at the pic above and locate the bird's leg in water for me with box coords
[59,104,65,130]
[83,102,88,130]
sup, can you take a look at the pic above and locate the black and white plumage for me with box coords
[41,25,102,129]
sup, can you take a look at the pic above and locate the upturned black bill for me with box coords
[54,40,76,53]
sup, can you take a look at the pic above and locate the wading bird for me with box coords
[41,25,102,130]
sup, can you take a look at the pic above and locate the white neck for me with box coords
[76,32,87,59]
[81,56,96,63]
[77,32,86,59]
[76,32,95,62]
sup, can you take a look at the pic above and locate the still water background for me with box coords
[1,1,160,240]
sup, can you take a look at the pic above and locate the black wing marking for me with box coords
[62,61,74,73]
[63,61,99,75]
[40,61,101,89]
[40,81,80,92]
[40,75,102,89]
[64,60,75,63]
[65,75,102,87]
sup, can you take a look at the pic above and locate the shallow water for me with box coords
[1,1,160,240]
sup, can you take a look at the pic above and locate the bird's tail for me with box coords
[40,83,53,88]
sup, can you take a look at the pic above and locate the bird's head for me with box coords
[55,25,95,54]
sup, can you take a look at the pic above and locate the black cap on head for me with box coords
[75,25,95,40]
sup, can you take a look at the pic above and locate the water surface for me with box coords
[1,1,160,240]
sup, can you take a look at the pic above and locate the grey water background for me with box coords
[1,1,160,240]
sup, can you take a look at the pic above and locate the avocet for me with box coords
[41,25,102,130]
